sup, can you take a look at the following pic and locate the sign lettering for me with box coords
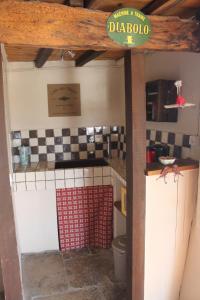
[107,8,151,47]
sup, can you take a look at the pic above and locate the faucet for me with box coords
[107,135,112,159]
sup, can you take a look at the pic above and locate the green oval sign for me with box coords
[107,8,151,47]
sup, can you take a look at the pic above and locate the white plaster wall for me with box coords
[145,52,200,136]
[6,61,125,130]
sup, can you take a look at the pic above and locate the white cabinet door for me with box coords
[13,190,59,253]
[145,173,179,300]
[145,169,198,300]
[173,170,198,300]
[178,169,199,300]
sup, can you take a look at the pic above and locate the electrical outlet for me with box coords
[189,136,200,146]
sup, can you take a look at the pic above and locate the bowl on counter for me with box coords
[159,156,176,166]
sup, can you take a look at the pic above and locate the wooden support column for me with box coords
[125,50,146,300]
[0,51,22,300]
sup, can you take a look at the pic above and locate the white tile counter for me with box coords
[12,159,126,254]
[12,159,126,192]
[12,166,112,192]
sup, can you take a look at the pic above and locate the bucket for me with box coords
[112,235,127,282]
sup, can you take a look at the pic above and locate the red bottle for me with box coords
[146,149,156,163]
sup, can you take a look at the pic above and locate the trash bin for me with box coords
[112,235,127,282]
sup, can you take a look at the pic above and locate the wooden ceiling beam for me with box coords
[81,0,174,66]
[84,0,152,11]
[1,1,200,52]
[144,0,186,15]
[66,0,84,7]
[80,0,106,66]
[34,48,53,68]
[75,50,104,66]
[84,0,96,8]
[34,0,83,67]
[142,0,167,14]
[84,0,89,7]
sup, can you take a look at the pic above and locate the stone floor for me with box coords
[22,249,126,300]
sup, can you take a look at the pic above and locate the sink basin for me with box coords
[55,159,109,169]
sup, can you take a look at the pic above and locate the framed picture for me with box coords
[47,84,81,117]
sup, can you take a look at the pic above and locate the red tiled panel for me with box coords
[56,186,113,251]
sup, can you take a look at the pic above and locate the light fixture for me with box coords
[164,80,195,109]
[61,50,76,61]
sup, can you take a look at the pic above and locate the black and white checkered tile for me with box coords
[146,129,192,159]
[118,126,126,160]
[12,126,194,162]
[11,126,126,163]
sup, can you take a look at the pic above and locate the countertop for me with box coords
[13,161,55,173]
[13,158,127,181]
[146,159,199,176]
[13,158,198,179]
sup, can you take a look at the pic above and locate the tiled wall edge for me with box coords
[11,166,122,192]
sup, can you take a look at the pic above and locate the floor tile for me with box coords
[99,278,127,300]
[64,250,114,288]
[22,252,68,300]
[22,249,126,300]
[33,287,105,300]
[62,247,97,261]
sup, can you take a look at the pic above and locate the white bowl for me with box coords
[159,156,176,166]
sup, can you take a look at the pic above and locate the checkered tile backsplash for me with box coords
[146,129,192,159]
[11,126,127,163]
[11,126,193,163]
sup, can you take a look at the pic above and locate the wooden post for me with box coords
[0,51,22,300]
[125,50,146,300]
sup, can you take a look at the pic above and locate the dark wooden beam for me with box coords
[78,0,105,66]
[67,0,84,7]
[125,50,146,300]
[142,0,167,14]
[75,50,104,66]
[84,0,95,7]
[142,0,185,15]
[34,48,53,68]
[35,0,83,68]
[0,51,23,300]
[0,1,200,52]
